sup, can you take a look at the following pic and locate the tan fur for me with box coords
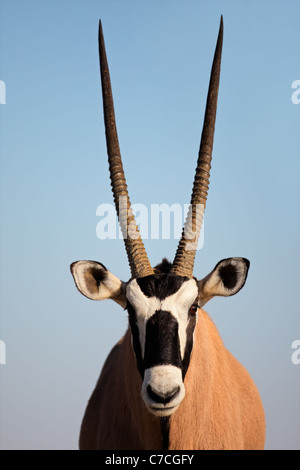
[79,331,162,450]
[79,310,265,450]
[169,311,265,449]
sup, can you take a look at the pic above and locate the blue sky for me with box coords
[0,0,299,450]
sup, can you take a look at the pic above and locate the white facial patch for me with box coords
[126,278,198,359]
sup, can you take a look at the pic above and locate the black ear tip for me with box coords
[243,258,250,270]
[70,261,77,274]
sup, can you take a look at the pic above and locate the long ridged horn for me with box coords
[98,21,154,278]
[171,16,223,277]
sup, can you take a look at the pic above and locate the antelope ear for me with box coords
[198,258,250,307]
[70,260,126,308]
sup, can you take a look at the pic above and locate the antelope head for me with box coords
[71,17,250,417]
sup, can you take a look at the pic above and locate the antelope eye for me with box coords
[189,304,198,315]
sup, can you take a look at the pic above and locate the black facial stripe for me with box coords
[127,303,144,377]
[144,310,182,370]
[182,314,197,379]
[136,274,189,300]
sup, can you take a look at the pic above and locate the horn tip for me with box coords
[98,19,103,44]
[219,15,223,36]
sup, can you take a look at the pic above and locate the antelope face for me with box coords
[71,257,249,417]
[126,271,198,416]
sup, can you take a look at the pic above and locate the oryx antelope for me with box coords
[71,17,265,450]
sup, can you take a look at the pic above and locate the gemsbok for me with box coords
[71,17,265,450]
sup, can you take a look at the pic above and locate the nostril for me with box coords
[147,385,180,405]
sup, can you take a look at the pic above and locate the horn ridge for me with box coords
[98,21,154,278]
[171,16,223,277]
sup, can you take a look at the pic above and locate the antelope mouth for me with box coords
[141,365,185,417]
[147,403,179,417]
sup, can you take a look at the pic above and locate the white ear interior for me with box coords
[70,260,126,307]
